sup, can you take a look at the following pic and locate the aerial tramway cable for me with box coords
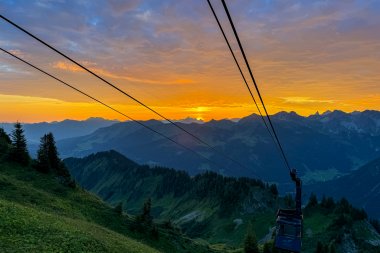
[206,0,284,167]
[207,2,303,251]
[214,0,292,172]
[0,14,251,173]
[0,47,238,175]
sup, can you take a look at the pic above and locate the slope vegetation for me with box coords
[0,161,213,253]
[65,150,380,252]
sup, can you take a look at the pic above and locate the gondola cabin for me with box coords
[275,209,302,252]
[275,169,303,252]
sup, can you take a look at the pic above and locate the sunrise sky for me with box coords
[0,0,379,123]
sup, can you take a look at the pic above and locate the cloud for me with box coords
[136,10,152,22]
[52,61,195,85]
[108,0,141,15]
[282,97,335,104]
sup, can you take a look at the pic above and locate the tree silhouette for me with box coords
[244,224,259,253]
[9,122,29,165]
[307,193,318,208]
[36,132,60,173]
[0,127,11,158]
[36,132,74,187]
[114,202,123,215]
[36,134,50,173]
[315,241,323,253]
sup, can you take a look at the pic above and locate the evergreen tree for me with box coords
[46,133,60,169]
[134,198,154,232]
[315,241,323,253]
[307,193,318,208]
[150,224,159,239]
[9,122,29,165]
[114,202,123,215]
[0,127,11,158]
[142,198,153,226]
[36,133,74,187]
[36,134,50,173]
[263,242,271,253]
[269,184,278,196]
[36,133,62,172]
[244,224,259,253]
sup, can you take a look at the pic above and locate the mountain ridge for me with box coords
[56,110,380,183]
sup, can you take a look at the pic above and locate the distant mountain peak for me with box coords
[273,111,302,121]
[175,117,204,124]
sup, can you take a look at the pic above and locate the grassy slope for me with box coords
[0,162,213,253]
[64,151,278,247]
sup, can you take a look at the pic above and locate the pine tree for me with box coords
[9,122,29,165]
[315,241,323,253]
[36,134,50,173]
[244,224,259,253]
[307,193,318,208]
[0,127,11,157]
[270,184,278,196]
[114,202,123,215]
[46,133,60,169]
[36,133,74,187]
[141,198,153,226]
[263,242,271,253]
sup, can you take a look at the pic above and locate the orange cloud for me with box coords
[52,61,195,85]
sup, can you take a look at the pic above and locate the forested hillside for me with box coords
[0,125,212,253]
[65,150,380,252]
[306,156,380,218]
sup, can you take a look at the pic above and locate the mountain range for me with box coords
[0,117,119,144]
[55,110,380,183]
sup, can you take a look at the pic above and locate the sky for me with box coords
[0,0,379,122]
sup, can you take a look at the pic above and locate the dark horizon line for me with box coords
[0,109,379,125]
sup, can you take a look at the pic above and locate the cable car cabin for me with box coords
[275,209,302,252]
[275,169,303,252]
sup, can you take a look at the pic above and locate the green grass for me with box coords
[0,199,160,253]
[0,161,214,253]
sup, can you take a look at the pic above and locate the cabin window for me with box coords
[278,224,301,237]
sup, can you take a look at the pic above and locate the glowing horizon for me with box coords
[1,1,379,123]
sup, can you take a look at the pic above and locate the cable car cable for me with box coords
[220,0,291,172]
[206,0,285,168]
[0,14,251,173]
[0,47,237,175]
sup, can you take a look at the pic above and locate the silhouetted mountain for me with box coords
[1,117,119,143]
[56,111,380,183]
[306,156,380,218]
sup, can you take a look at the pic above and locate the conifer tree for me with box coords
[114,202,123,215]
[141,198,153,226]
[37,134,50,173]
[9,122,29,165]
[307,193,318,208]
[46,133,60,169]
[36,133,74,187]
[263,242,271,253]
[244,224,259,253]
[270,184,278,196]
[315,241,323,253]
[0,127,11,157]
